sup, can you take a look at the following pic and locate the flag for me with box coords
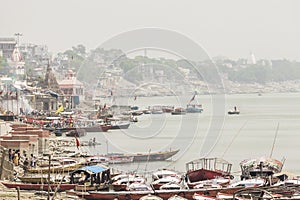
[75,136,80,150]
[55,105,64,114]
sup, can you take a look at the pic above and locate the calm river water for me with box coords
[76,93,300,178]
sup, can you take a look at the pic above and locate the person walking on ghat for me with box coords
[13,150,19,166]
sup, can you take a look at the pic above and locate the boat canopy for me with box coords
[186,157,232,173]
[73,165,109,174]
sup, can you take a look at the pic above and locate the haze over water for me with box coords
[75,92,300,179]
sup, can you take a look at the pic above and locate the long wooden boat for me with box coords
[1,181,76,191]
[110,122,130,129]
[78,124,111,132]
[27,159,83,173]
[128,149,179,162]
[77,187,244,200]
[18,175,49,184]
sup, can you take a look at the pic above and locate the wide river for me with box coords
[76,92,300,179]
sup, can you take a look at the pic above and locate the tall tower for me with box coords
[248,52,256,65]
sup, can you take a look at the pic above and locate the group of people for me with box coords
[8,149,37,172]
[8,149,20,166]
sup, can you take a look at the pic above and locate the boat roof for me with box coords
[152,169,178,176]
[186,157,232,165]
[72,165,109,174]
[240,157,283,168]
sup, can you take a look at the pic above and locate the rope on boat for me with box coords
[221,120,248,158]
[270,122,280,158]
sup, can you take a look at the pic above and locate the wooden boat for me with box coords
[108,120,130,129]
[151,176,182,190]
[239,157,284,180]
[112,176,146,191]
[129,149,179,162]
[168,195,188,200]
[105,150,179,163]
[186,104,203,113]
[0,114,15,121]
[79,186,245,200]
[18,175,49,183]
[171,108,186,115]
[162,106,174,113]
[188,177,230,189]
[18,174,69,184]
[65,129,87,137]
[1,181,76,191]
[27,158,83,173]
[228,110,240,115]
[70,165,110,191]
[228,106,240,115]
[54,129,63,136]
[186,158,233,183]
[79,124,111,132]
[152,169,181,181]
[140,194,163,200]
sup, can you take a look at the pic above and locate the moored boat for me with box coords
[140,194,163,200]
[1,181,76,191]
[129,149,179,162]
[79,124,111,132]
[65,129,87,137]
[186,158,233,183]
[186,104,203,113]
[27,158,83,173]
[107,119,130,129]
[239,157,284,180]
[80,186,244,200]
[171,107,186,115]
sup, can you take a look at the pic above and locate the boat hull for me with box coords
[79,125,111,132]
[83,187,242,200]
[110,123,130,130]
[228,111,240,115]
[1,181,76,191]
[131,149,179,162]
[186,168,230,183]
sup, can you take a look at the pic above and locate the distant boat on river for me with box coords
[186,104,203,113]
[171,107,186,115]
[107,149,179,162]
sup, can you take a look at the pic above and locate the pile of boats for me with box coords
[2,156,300,199]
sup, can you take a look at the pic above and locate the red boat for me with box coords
[186,158,233,183]
[76,187,244,200]
[1,181,76,191]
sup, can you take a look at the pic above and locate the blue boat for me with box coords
[186,104,203,113]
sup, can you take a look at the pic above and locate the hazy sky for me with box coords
[1,0,299,60]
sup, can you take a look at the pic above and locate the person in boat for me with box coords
[234,106,237,112]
